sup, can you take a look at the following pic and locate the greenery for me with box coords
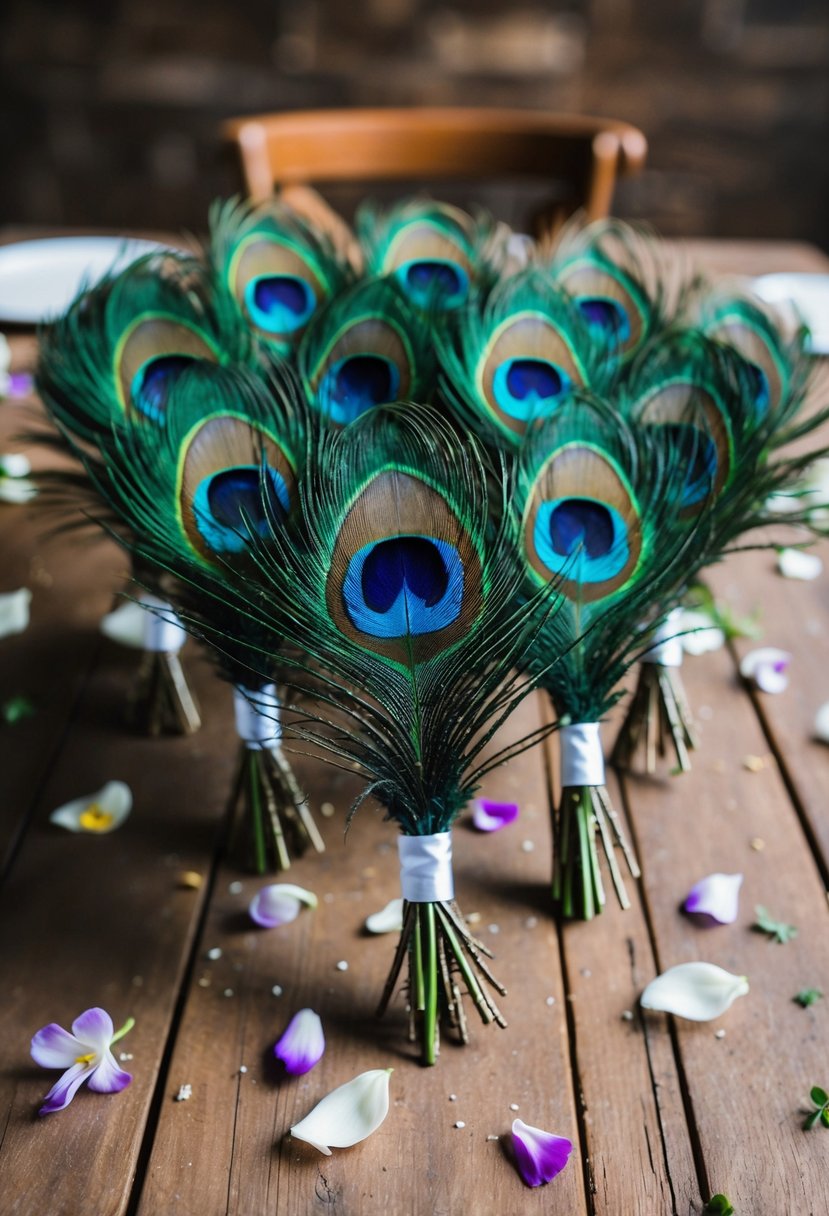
[753,905,798,944]
[704,1195,735,1215]
[794,988,823,1008]
[804,1086,829,1131]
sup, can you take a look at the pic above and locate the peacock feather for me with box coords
[296,278,436,425]
[438,268,612,448]
[208,197,355,355]
[356,197,506,312]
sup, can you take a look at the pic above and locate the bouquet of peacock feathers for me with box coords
[36,251,260,736]
[171,403,561,1062]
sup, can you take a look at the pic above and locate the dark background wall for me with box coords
[1,0,827,244]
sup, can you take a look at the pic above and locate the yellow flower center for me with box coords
[75,1052,96,1066]
[78,803,115,832]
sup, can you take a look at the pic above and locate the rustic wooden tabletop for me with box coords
[0,237,827,1216]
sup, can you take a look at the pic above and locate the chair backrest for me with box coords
[222,107,647,236]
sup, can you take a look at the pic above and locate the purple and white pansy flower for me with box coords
[471,798,520,833]
[30,1007,134,1116]
[274,1008,325,1076]
[511,1118,573,1187]
[683,873,744,925]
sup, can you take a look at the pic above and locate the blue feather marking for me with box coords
[245,275,316,334]
[492,358,569,421]
[317,355,400,425]
[576,297,631,343]
[342,535,464,638]
[657,423,718,507]
[193,466,290,553]
[744,362,770,415]
[395,260,469,310]
[534,498,630,584]
[131,355,198,421]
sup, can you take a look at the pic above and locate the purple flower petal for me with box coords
[274,1008,325,1076]
[471,798,520,833]
[31,1023,83,1069]
[684,873,743,925]
[38,1062,90,1116]
[8,372,34,398]
[87,1051,132,1094]
[511,1118,573,1187]
[248,883,317,928]
[71,1007,114,1050]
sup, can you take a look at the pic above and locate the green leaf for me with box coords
[810,1085,829,1107]
[794,988,823,1008]
[821,1109,829,1129]
[804,1110,821,1130]
[1,695,35,725]
[704,1196,735,1215]
[753,905,798,944]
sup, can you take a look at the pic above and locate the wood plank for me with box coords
[618,638,829,1214]
[134,696,589,1216]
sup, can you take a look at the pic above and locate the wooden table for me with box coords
[1,238,828,1216]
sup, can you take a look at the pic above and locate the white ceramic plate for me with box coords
[751,272,829,355]
[0,236,177,324]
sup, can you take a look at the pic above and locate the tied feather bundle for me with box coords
[356,197,507,312]
[515,398,702,918]
[36,253,259,736]
[193,404,560,1062]
[208,197,355,355]
[297,278,436,425]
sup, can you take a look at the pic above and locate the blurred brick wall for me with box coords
[1,0,826,243]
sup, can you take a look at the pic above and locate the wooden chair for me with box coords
[221,107,647,237]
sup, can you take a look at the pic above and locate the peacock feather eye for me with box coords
[384,218,475,311]
[117,315,220,421]
[557,261,645,356]
[524,444,642,603]
[230,235,331,347]
[636,380,732,514]
[478,312,585,436]
[704,306,787,416]
[325,469,483,665]
[304,315,414,426]
[178,413,296,563]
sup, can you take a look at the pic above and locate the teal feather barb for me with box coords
[297,278,437,425]
[356,197,508,312]
[208,196,356,355]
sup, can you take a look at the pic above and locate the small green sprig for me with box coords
[704,1195,735,1215]
[684,583,762,642]
[804,1086,829,1130]
[753,905,798,944]
[794,988,823,1008]
[1,695,35,725]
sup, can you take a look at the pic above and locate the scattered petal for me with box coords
[0,452,31,478]
[50,781,132,834]
[640,962,749,1021]
[677,610,725,656]
[511,1118,573,1187]
[248,883,317,928]
[99,600,150,649]
[290,1068,392,1155]
[684,873,743,924]
[471,798,520,832]
[274,1009,325,1076]
[0,588,32,639]
[777,547,823,581]
[365,898,404,934]
[814,701,829,744]
[740,647,791,694]
[31,1008,134,1115]
[0,453,37,503]
[175,1084,192,1101]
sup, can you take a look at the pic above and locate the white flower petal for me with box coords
[0,475,37,503]
[739,647,791,694]
[0,587,32,639]
[99,600,151,649]
[291,1068,392,1155]
[777,548,823,581]
[0,452,32,477]
[814,701,829,744]
[50,780,133,833]
[765,491,801,516]
[0,334,9,375]
[640,962,749,1021]
[248,883,317,928]
[365,898,404,934]
[677,610,725,656]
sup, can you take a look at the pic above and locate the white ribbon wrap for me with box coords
[140,595,187,654]
[233,684,282,750]
[642,609,684,668]
[398,832,455,903]
[560,723,605,788]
